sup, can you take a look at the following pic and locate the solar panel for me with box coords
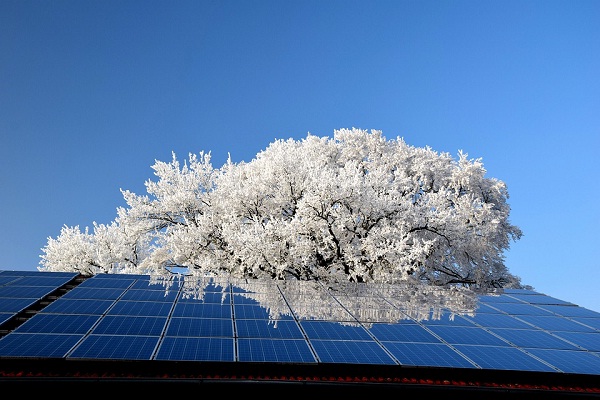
[67,334,159,360]
[235,318,305,339]
[381,341,477,368]
[426,325,511,346]
[13,314,100,334]
[60,287,126,300]
[310,340,395,364]
[237,338,316,363]
[0,332,83,358]
[0,269,598,381]
[452,345,558,372]
[108,300,174,316]
[524,348,600,375]
[488,328,581,350]
[165,317,233,337]
[155,337,235,361]
[91,315,168,335]
[300,320,372,341]
[40,299,115,315]
[368,322,443,343]
[0,285,59,298]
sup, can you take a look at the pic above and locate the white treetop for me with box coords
[39,128,524,289]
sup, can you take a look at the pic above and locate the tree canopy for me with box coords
[39,128,524,289]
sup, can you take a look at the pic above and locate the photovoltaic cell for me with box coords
[68,334,159,360]
[310,340,395,364]
[234,304,295,320]
[381,342,477,368]
[486,303,555,315]
[538,305,600,318]
[463,313,533,329]
[172,302,232,318]
[0,297,38,313]
[237,338,316,363]
[155,337,235,361]
[14,314,100,334]
[77,277,135,289]
[516,315,597,332]
[489,328,580,350]
[300,320,372,341]
[40,299,115,315]
[452,345,557,372]
[368,322,442,343]
[525,348,600,375]
[0,333,83,358]
[0,270,599,378]
[120,288,178,302]
[61,287,126,300]
[165,317,233,337]
[108,300,174,316]
[571,317,600,331]
[0,285,58,298]
[178,291,231,304]
[235,319,304,339]
[426,325,510,346]
[91,315,168,335]
[507,294,575,305]
[551,331,600,351]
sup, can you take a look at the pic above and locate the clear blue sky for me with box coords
[1,0,598,312]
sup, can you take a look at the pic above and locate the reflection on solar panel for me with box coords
[0,269,599,380]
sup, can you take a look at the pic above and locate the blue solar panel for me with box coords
[172,302,232,318]
[236,319,305,339]
[233,304,294,320]
[155,337,235,361]
[40,299,115,315]
[14,314,100,334]
[368,322,442,343]
[571,317,600,331]
[463,313,533,329]
[165,317,233,337]
[427,325,510,346]
[120,288,179,302]
[77,277,136,289]
[91,315,168,335]
[381,342,477,368]
[485,303,555,315]
[0,333,83,358]
[108,300,174,316]
[68,334,159,360]
[0,297,38,313]
[489,328,581,350]
[310,340,395,364]
[237,338,316,362]
[1,269,599,379]
[452,345,558,372]
[0,276,21,285]
[516,315,597,332]
[178,291,231,304]
[0,285,58,298]
[300,320,372,341]
[525,348,600,375]
[552,331,600,351]
[0,313,14,325]
[538,305,600,318]
[61,287,126,300]
[507,293,575,305]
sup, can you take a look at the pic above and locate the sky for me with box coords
[1,0,599,312]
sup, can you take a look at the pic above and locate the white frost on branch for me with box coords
[39,128,524,289]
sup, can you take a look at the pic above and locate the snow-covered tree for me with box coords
[39,128,524,289]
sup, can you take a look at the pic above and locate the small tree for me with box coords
[40,128,523,289]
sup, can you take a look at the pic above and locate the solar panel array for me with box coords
[0,269,599,375]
